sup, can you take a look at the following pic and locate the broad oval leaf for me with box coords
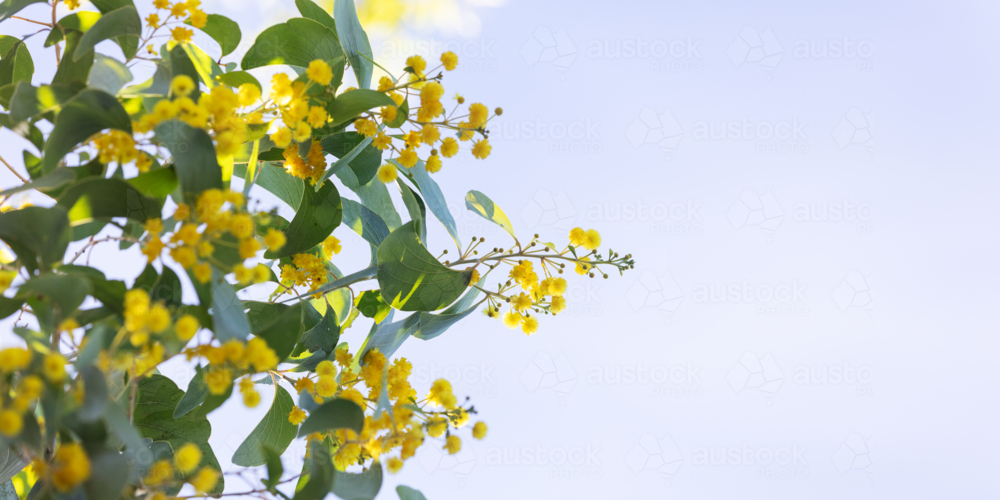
[241,17,345,70]
[333,0,373,90]
[320,131,381,186]
[328,89,395,126]
[0,39,33,88]
[88,53,132,95]
[464,190,517,240]
[396,486,428,500]
[332,461,382,500]
[186,14,241,56]
[133,374,224,494]
[392,159,461,251]
[56,177,161,225]
[209,269,251,342]
[264,179,342,259]
[376,221,472,312]
[16,274,91,318]
[73,5,141,61]
[231,385,298,467]
[297,398,364,437]
[0,0,46,23]
[43,89,132,174]
[246,302,304,361]
[216,70,260,92]
[0,206,71,273]
[154,120,223,195]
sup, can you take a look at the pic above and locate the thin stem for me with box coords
[0,154,28,184]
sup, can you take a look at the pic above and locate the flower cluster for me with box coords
[286,347,486,474]
[143,442,219,494]
[351,53,498,184]
[141,189,286,283]
[184,337,279,404]
[144,0,210,50]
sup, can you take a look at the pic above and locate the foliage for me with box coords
[0,1,634,499]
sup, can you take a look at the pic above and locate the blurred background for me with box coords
[3,0,1000,498]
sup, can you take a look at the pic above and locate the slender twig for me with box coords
[0,154,28,184]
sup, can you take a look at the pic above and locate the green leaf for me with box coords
[56,177,161,225]
[103,400,146,453]
[43,89,132,174]
[241,17,345,70]
[73,5,140,61]
[297,398,364,437]
[333,0,373,90]
[355,290,390,323]
[231,385,298,467]
[154,120,223,195]
[52,29,95,85]
[247,302,304,361]
[396,485,428,500]
[180,42,223,89]
[294,440,333,500]
[234,162,302,208]
[392,159,461,251]
[216,70,260,92]
[173,365,208,418]
[0,0,45,22]
[465,189,517,240]
[8,81,84,124]
[186,14,241,56]
[209,269,250,342]
[376,221,472,311]
[83,448,130,500]
[295,0,336,31]
[133,374,224,495]
[320,131,381,186]
[328,89,394,126]
[264,180,342,259]
[332,461,382,500]
[0,297,23,320]
[0,167,75,198]
[300,304,340,354]
[397,180,426,241]
[342,199,389,265]
[61,265,127,313]
[87,53,132,94]
[168,43,201,98]
[263,446,284,490]
[128,165,178,198]
[0,206,70,273]
[0,40,33,89]
[74,323,110,368]
[78,366,109,422]
[120,59,170,97]
[336,164,401,230]
[15,274,91,316]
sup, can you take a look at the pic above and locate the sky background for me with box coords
[3,0,1000,498]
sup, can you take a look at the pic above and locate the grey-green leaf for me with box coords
[376,221,472,311]
[396,485,428,500]
[297,398,364,437]
[332,461,382,500]
[232,385,298,467]
[43,89,131,174]
[209,270,250,342]
[333,0,373,89]
[73,5,140,61]
[465,189,517,240]
[88,53,132,95]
